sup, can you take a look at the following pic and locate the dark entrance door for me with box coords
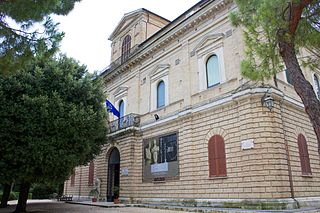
[107,148,120,202]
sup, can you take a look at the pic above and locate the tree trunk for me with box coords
[13,182,30,213]
[279,37,320,153]
[0,183,11,208]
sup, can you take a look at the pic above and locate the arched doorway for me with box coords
[107,147,120,202]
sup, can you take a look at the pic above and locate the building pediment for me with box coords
[109,9,145,41]
[149,64,170,82]
[113,86,129,100]
[191,33,225,55]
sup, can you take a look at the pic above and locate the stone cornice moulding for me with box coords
[113,86,129,100]
[103,0,233,82]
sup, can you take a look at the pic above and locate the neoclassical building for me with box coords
[64,0,320,209]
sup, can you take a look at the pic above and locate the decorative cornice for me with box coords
[103,0,233,82]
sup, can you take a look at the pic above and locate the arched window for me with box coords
[314,74,320,99]
[298,134,312,176]
[157,81,165,108]
[208,135,227,177]
[121,35,131,62]
[206,55,220,88]
[88,161,94,186]
[119,100,124,118]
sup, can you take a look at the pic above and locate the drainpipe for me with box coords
[279,94,299,208]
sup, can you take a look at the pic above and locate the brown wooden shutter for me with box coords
[70,172,75,187]
[208,135,227,177]
[88,161,94,186]
[298,134,312,175]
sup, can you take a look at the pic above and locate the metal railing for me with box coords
[108,113,140,134]
[102,45,140,76]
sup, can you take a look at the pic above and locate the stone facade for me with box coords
[64,0,320,208]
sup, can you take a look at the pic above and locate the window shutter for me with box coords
[208,135,227,177]
[70,172,75,187]
[298,134,312,175]
[88,161,94,186]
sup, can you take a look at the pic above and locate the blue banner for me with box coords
[106,99,120,118]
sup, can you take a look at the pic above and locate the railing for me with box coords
[108,113,140,134]
[101,45,140,76]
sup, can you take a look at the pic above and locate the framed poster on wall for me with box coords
[143,132,179,182]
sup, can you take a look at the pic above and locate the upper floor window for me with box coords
[121,35,131,62]
[206,55,220,88]
[208,135,227,177]
[298,134,312,176]
[119,100,124,118]
[88,161,94,186]
[285,69,293,85]
[157,81,165,108]
[313,74,320,99]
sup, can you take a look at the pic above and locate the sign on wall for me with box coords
[143,133,179,182]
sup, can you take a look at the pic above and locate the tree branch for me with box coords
[289,0,314,34]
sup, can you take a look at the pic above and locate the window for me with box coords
[70,172,75,187]
[208,135,227,177]
[143,133,178,182]
[119,100,124,118]
[314,74,320,99]
[121,35,131,62]
[285,69,293,85]
[157,81,165,108]
[88,161,94,186]
[118,100,125,128]
[206,55,220,88]
[298,134,312,176]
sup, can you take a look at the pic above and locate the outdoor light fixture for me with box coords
[154,114,159,121]
[261,89,274,111]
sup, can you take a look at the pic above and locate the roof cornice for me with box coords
[102,0,233,81]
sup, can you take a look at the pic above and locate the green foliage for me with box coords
[0,0,81,74]
[230,0,320,81]
[0,54,108,185]
[0,192,32,201]
[31,183,60,199]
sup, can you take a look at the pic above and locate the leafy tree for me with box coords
[0,0,80,74]
[231,1,320,151]
[0,54,108,212]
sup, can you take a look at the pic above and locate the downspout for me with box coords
[279,94,299,208]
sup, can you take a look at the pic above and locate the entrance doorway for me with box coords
[107,148,120,202]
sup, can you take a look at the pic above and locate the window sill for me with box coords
[302,174,313,178]
[209,176,228,180]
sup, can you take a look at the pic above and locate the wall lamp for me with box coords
[261,89,274,111]
[154,114,159,121]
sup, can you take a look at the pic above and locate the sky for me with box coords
[52,0,200,73]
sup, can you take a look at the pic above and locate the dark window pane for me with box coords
[285,69,293,85]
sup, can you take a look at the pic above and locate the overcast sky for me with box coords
[52,0,199,73]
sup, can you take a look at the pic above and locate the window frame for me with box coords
[206,54,221,88]
[121,35,131,62]
[313,73,320,99]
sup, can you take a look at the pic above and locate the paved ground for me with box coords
[1,200,320,213]
[0,200,186,213]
